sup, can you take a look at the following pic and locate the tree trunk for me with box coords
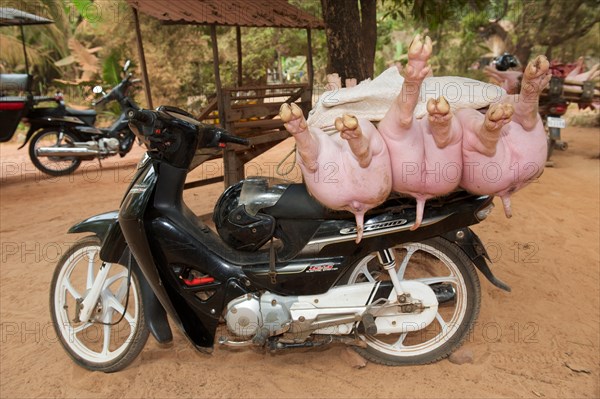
[514,39,533,66]
[360,0,377,78]
[321,0,368,84]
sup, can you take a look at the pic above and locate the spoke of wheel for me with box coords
[103,271,128,290]
[397,248,416,280]
[392,333,407,349]
[435,312,448,333]
[63,278,81,299]
[102,323,111,355]
[413,276,458,285]
[114,279,129,303]
[360,263,376,282]
[108,295,134,324]
[86,249,97,289]
[73,322,93,334]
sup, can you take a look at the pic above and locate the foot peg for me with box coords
[358,313,378,335]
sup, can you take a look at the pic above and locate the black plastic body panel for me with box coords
[68,210,119,239]
[442,228,511,292]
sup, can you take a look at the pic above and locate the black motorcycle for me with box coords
[22,61,140,176]
[49,106,510,372]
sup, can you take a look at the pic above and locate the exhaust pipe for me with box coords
[35,147,100,157]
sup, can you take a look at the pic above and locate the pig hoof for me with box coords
[335,114,360,137]
[345,78,357,88]
[485,103,514,131]
[405,34,432,80]
[326,73,342,91]
[427,97,454,148]
[476,103,514,157]
[280,103,307,135]
[335,114,372,168]
[427,96,451,120]
[522,55,551,95]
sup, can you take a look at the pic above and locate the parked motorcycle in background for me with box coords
[540,76,568,162]
[22,61,141,176]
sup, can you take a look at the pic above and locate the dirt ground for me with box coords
[0,126,598,398]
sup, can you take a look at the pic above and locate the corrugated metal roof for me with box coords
[127,0,324,29]
[0,7,53,26]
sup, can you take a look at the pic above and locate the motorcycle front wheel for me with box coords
[50,236,149,372]
[339,237,481,365]
[29,129,82,176]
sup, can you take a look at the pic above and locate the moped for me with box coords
[50,106,509,372]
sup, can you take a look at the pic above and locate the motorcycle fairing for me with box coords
[66,206,173,344]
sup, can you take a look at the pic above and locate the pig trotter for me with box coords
[280,103,318,171]
[514,55,551,131]
[477,103,514,157]
[326,73,342,91]
[405,34,432,81]
[335,114,372,168]
[427,96,454,148]
[394,34,433,129]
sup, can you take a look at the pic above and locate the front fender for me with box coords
[68,210,119,240]
[68,211,173,344]
[442,228,511,292]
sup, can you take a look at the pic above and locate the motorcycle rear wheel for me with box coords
[29,129,82,176]
[340,237,481,365]
[50,236,149,372]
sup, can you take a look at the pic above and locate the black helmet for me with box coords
[213,181,275,251]
[494,53,519,71]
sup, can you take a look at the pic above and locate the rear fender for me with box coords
[67,211,173,344]
[442,228,511,292]
[18,123,81,149]
[17,125,41,149]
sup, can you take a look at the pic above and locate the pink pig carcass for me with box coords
[378,35,464,229]
[459,55,551,217]
[279,103,392,242]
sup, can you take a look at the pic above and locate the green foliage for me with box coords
[8,0,598,110]
[102,49,122,87]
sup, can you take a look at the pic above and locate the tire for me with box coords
[547,136,555,161]
[339,237,481,366]
[29,129,82,176]
[50,236,149,372]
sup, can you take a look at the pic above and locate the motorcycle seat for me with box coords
[66,107,97,117]
[262,184,353,220]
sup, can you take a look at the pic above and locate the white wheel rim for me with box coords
[348,242,469,357]
[53,244,140,364]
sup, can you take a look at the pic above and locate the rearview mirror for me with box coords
[123,60,131,72]
[92,85,103,94]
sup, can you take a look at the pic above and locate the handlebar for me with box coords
[128,107,250,150]
[127,109,155,125]
[219,132,250,146]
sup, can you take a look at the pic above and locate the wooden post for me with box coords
[306,28,314,93]
[210,25,224,128]
[236,26,243,87]
[132,7,153,109]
